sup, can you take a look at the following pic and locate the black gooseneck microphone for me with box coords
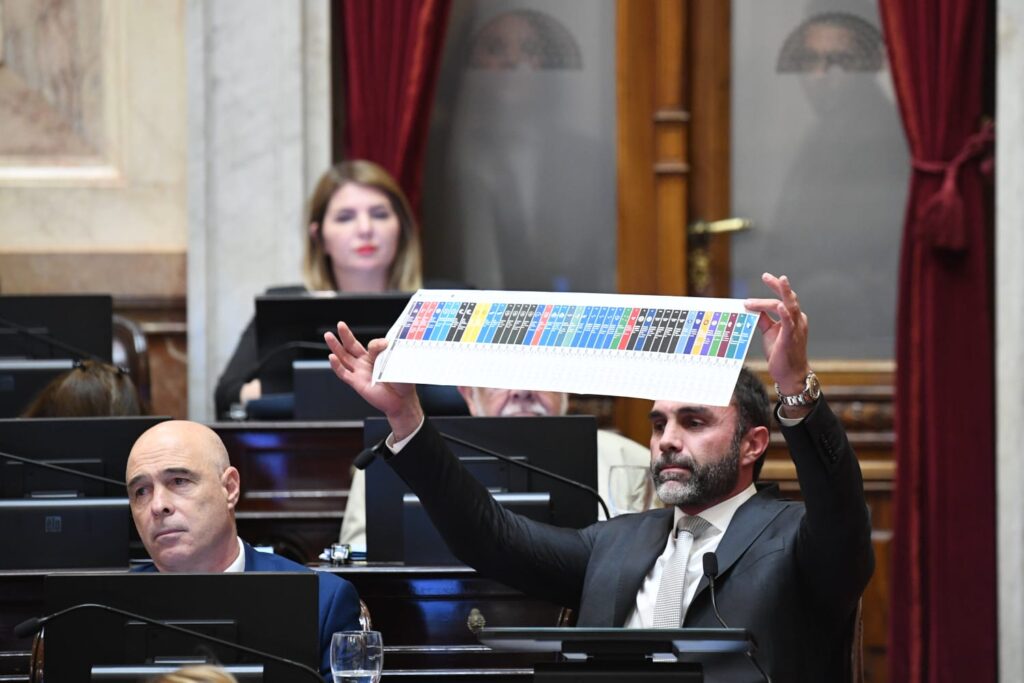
[353,438,387,470]
[702,552,772,683]
[15,602,322,682]
[242,341,330,383]
[703,552,729,629]
[0,448,126,489]
[355,429,612,521]
[0,314,115,368]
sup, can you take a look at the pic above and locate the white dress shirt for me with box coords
[623,484,756,628]
[224,536,246,573]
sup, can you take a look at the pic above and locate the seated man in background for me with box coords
[126,421,361,681]
[339,386,653,548]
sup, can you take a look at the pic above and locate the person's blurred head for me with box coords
[457,386,569,418]
[148,665,238,683]
[776,12,885,116]
[126,421,240,573]
[648,367,771,514]
[467,9,582,70]
[21,360,141,418]
[303,160,423,293]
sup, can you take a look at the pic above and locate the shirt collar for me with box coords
[223,536,246,573]
[672,482,758,535]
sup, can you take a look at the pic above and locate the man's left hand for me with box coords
[745,272,813,416]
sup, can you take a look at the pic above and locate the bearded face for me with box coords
[651,430,743,509]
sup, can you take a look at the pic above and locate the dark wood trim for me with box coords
[615,0,690,445]
[688,0,732,297]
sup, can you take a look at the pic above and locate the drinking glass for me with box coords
[607,465,654,516]
[330,630,383,683]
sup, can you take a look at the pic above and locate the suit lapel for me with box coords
[691,486,786,599]
[612,508,675,625]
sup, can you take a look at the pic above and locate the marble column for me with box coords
[187,0,331,420]
[998,0,1024,679]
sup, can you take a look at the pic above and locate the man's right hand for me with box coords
[325,322,424,441]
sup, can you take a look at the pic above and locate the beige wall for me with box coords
[998,1,1024,679]
[0,0,186,296]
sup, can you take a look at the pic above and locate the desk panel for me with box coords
[214,421,363,562]
[0,565,563,679]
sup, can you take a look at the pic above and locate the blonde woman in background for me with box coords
[214,160,423,419]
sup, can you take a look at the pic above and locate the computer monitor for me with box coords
[364,415,598,564]
[0,294,113,362]
[0,358,73,417]
[293,359,471,421]
[0,498,130,569]
[0,416,169,498]
[254,292,411,395]
[42,572,320,682]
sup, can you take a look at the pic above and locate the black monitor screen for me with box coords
[43,572,319,682]
[0,416,169,498]
[0,498,130,570]
[0,294,113,362]
[0,358,74,417]
[364,415,598,563]
[254,292,411,395]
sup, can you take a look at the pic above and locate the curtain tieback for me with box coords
[910,120,995,252]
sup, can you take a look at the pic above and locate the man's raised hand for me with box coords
[325,322,423,441]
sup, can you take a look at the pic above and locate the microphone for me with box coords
[0,448,126,489]
[353,438,387,470]
[15,602,322,682]
[0,314,113,368]
[702,552,772,683]
[441,430,610,521]
[703,552,729,629]
[244,341,330,382]
[353,427,612,520]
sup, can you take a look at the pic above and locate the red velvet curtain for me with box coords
[879,0,996,681]
[339,0,451,214]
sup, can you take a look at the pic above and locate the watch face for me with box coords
[807,372,821,399]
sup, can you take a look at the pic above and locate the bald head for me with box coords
[126,420,241,572]
[128,420,231,477]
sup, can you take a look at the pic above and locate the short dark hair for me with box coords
[731,367,772,480]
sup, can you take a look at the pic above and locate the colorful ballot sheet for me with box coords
[372,290,760,406]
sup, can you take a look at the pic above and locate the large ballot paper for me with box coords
[372,290,760,407]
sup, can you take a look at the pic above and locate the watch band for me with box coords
[774,371,820,406]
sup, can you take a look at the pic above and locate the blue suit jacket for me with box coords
[136,541,361,680]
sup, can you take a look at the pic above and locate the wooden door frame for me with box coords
[614,0,731,442]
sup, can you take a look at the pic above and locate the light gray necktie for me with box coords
[653,515,712,627]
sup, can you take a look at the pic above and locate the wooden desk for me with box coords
[213,420,364,563]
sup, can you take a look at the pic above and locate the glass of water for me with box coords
[330,630,382,683]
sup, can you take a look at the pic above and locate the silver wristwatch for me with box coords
[775,371,821,407]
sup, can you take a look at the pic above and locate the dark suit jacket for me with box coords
[136,540,361,681]
[387,398,874,682]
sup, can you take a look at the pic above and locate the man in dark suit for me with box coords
[324,273,874,682]
[126,420,361,681]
